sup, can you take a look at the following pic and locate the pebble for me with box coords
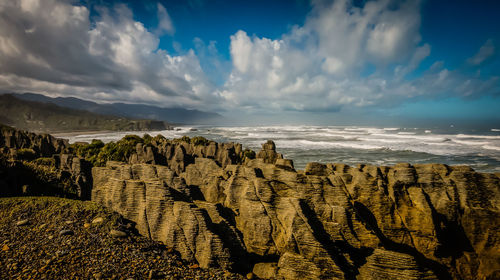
[59,229,74,236]
[110,229,127,238]
[56,250,69,257]
[16,219,29,226]
[1,198,247,280]
[246,272,254,279]
[92,217,104,224]
[65,220,74,224]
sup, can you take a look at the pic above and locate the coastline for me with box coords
[51,130,115,137]
[1,123,499,279]
[51,125,500,173]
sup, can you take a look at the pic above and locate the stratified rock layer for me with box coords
[92,141,500,280]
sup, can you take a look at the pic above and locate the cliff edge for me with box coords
[1,125,499,279]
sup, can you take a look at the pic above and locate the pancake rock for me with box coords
[92,140,500,280]
[0,125,92,198]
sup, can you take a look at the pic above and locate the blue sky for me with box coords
[0,0,499,126]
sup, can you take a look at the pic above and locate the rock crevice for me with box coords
[91,140,500,280]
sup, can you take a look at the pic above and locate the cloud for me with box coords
[0,0,216,108]
[219,0,499,112]
[468,39,495,65]
[156,3,174,36]
[193,38,231,85]
[0,0,497,115]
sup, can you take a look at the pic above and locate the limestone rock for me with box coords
[252,262,278,279]
[256,140,283,164]
[91,217,104,224]
[59,229,74,236]
[359,249,438,279]
[91,142,500,280]
[16,219,29,226]
[110,229,127,238]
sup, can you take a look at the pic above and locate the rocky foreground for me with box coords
[0,124,499,279]
[0,197,245,280]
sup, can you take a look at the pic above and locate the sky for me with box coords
[0,0,499,126]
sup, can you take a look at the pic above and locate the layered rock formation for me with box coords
[0,124,68,158]
[128,137,246,174]
[92,140,500,280]
[1,124,498,279]
[0,124,92,199]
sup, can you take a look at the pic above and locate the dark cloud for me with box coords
[0,0,497,114]
[0,0,214,107]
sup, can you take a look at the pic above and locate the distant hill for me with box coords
[13,93,223,124]
[0,94,172,133]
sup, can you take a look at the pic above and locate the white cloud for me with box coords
[219,0,499,112]
[0,0,217,108]
[230,31,253,73]
[0,0,497,115]
[468,39,495,65]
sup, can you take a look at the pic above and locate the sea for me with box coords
[59,126,500,173]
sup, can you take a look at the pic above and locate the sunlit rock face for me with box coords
[92,140,500,280]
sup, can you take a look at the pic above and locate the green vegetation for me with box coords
[171,135,210,146]
[70,140,105,166]
[31,157,56,167]
[153,134,166,141]
[17,148,37,160]
[0,94,171,133]
[191,136,210,146]
[243,149,256,159]
[70,134,153,166]
[174,136,191,144]
[20,159,79,197]
[22,160,58,182]
[143,134,153,146]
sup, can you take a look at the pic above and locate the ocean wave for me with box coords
[491,129,500,132]
[452,139,491,146]
[483,145,500,151]
[357,137,405,144]
[370,133,449,142]
[59,125,500,173]
[457,134,500,139]
[274,139,382,150]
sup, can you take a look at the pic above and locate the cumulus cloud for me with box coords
[468,39,495,65]
[0,0,497,114]
[0,0,216,108]
[219,0,499,112]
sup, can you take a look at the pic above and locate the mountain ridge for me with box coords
[10,92,223,124]
[0,94,172,133]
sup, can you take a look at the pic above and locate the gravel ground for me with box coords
[0,197,247,280]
